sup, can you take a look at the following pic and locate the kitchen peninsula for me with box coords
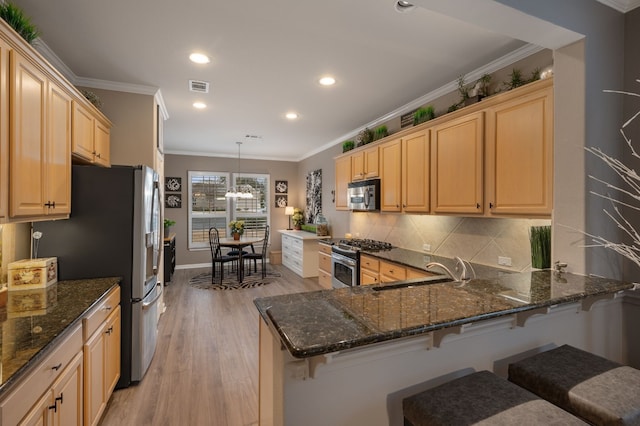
[255,270,638,426]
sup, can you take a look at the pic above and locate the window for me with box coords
[188,171,270,249]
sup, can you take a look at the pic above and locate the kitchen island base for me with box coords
[259,296,630,426]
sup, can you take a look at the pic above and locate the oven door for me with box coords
[331,251,358,288]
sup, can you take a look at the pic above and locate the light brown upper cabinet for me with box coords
[485,82,553,216]
[72,100,111,167]
[335,154,351,210]
[380,138,402,211]
[431,112,484,214]
[0,38,9,219]
[402,129,430,213]
[381,130,429,213]
[10,51,71,219]
[351,145,379,181]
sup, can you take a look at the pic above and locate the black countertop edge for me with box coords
[0,277,121,396]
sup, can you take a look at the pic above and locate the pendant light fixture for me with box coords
[225,141,254,198]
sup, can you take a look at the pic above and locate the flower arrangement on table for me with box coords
[228,220,245,237]
[292,208,304,230]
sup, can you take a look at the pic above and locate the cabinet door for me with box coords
[51,352,83,426]
[360,269,379,285]
[335,155,351,210]
[10,50,47,218]
[84,325,106,426]
[94,119,110,167]
[47,82,72,215]
[0,39,9,219]
[104,306,121,397]
[380,139,402,212]
[364,146,379,179]
[351,151,365,181]
[431,112,484,214]
[71,101,94,162]
[19,391,52,426]
[486,86,553,215]
[402,130,429,212]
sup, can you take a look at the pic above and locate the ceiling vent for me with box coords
[189,80,210,93]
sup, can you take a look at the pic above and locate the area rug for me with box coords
[188,269,280,290]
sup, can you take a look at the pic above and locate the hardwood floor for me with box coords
[99,264,323,426]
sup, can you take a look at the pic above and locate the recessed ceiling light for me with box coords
[394,1,416,13]
[285,112,299,120]
[189,53,210,64]
[319,76,336,86]
[193,102,207,109]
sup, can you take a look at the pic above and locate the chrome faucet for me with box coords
[425,256,475,283]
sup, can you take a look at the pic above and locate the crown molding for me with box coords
[596,0,640,12]
[299,43,544,162]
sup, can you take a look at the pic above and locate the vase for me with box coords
[294,224,301,231]
[233,232,240,240]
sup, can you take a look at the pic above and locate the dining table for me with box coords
[219,236,265,283]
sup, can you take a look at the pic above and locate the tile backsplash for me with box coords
[349,213,551,272]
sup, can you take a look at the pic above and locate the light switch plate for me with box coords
[423,244,431,252]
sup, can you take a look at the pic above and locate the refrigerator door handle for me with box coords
[142,286,162,310]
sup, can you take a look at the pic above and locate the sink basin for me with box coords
[372,277,453,291]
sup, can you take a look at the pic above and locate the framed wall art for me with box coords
[305,169,321,224]
[165,177,182,192]
[275,180,288,194]
[165,193,182,208]
[275,195,288,208]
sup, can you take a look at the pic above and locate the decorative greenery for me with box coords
[0,2,40,44]
[475,73,492,97]
[413,106,435,125]
[80,89,103,110]
[228,220,245,235]
[457,74,470,101]
[292,208,304,227]
[342,140,355,153]
[164,218,176,228]
[356,127,374,146]
[373,125,388,141]
[301,224,316,233]
[447,103,460,113]
[530,226,551,269]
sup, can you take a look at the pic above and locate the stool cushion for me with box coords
[403,370,586,425]
[508,344,640,425]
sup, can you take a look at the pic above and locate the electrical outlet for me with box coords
[423,243,431,252]
[498,256,512,267]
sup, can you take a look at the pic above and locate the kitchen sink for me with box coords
[372,277,453,291]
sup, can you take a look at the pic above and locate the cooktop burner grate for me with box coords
[337,238,393,251]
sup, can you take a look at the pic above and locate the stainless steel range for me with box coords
[331,239,392,288]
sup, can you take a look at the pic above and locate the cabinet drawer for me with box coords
[380,261,406,281]
[0,324,83,426]
[318,243,332,255]
[361,255,380,272]
[407,268,433,280]
[83,286,120,341]
[318,269,332,289]
[318,252,331,273]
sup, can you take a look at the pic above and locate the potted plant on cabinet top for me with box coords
[229,220,245,240]
[342,140,355,153]
[0,2,40,45]
[292,208,304,230]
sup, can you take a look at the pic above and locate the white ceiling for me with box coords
[9,0,632,161]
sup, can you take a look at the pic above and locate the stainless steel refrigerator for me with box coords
[34,164,162,388]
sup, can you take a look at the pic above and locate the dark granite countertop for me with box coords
[0,277,120,395]
[254,270,636,358]
[318,239,506,279]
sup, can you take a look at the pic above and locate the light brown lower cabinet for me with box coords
[318,243,333,289]
[84,304,121,426]
[20,352,84,426]
[360,254,432,285]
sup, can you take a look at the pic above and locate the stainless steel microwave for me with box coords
[347,179,380,211]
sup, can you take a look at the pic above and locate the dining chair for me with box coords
[209,227,240,284]
[244,225,270,278]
